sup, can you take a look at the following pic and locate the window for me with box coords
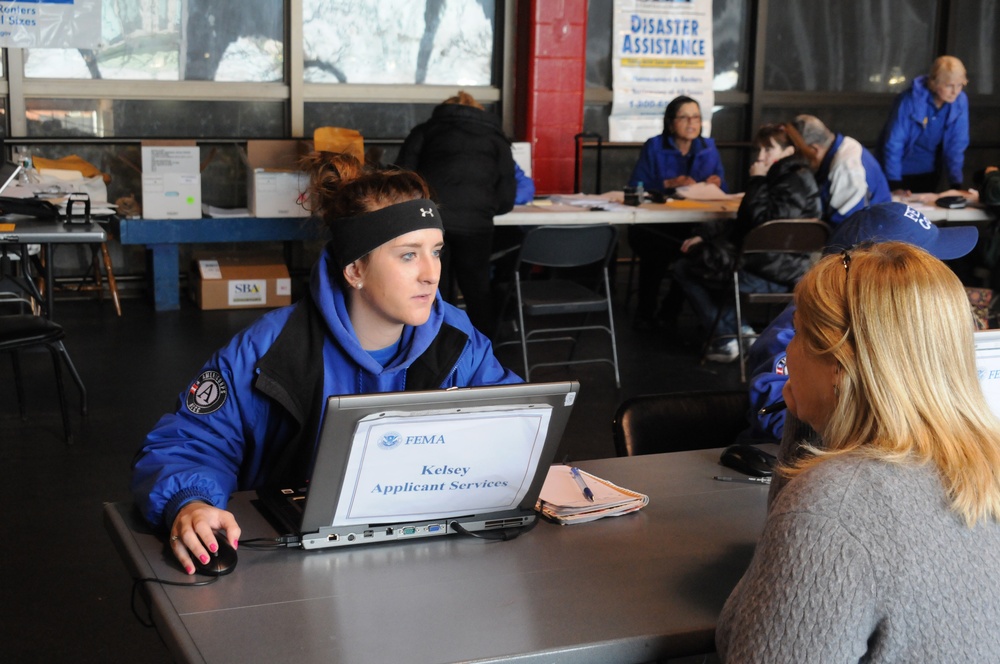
[24,1,284,82]
[303,0,496,85]
[763,0,935,92]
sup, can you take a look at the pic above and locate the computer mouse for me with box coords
[935,195,968,209]
[719,443,776,478]
[193,538,238,577]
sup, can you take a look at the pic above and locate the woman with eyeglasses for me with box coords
[878,55,970,195]
[626,95,727,333]
[716,241,1000,662]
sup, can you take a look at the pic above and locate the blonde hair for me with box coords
[442,90,484,110]
[929,55,968,85]
[789,241,1000,526]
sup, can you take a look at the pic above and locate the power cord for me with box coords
[130,575,220,627]
[449,518,538,541]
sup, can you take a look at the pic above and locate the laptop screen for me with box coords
[0,161,23,196]
[295,380,579,546]
[974,330,1000,418]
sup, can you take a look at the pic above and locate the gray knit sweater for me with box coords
[715,453,1000,662]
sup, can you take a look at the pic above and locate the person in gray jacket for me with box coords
[716,242,1000,662]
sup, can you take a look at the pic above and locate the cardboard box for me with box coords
[142,141,202,219]
[190,253,292,310]
[243,140,312,218]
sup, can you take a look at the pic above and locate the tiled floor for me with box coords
[1,279,742,662]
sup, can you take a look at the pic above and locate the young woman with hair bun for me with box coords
[131,152,520,574]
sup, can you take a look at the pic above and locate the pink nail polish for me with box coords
[186,566,195,575]
[209,543,218,553]
[199,554,210,564]
[232,540,239,550]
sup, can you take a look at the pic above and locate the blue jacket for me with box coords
[817,134,891,224]
[746,305,795,443]
[628,134,728,194]
[878,75,969,188]
[514,162,535,205]
[131,248,521,529]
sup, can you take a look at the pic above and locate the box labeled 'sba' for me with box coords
[190,253,292,310]
[242,140,312,217]
[141,141,202,219]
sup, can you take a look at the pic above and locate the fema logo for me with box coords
[185,370,229,415]
[775,355,788,377]
[377,431,403,450]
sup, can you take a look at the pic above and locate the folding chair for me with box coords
[0,292,88,443]
[612,389,750,457]
[710,218,830,382]
[497,224,621,387]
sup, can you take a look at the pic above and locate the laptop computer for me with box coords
[974,330,1000,418]
[257,380,580,550]
[0,161,23,195]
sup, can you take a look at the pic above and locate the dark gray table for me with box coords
[0,214,107,317]
[105,448,769,664]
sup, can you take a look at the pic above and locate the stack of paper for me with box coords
[536,465,648,525]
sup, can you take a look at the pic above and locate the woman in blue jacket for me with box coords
[131,153,521,574]
[627,95,727,331]
[878,56,970,194]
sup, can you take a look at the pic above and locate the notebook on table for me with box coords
[257,380,580,550]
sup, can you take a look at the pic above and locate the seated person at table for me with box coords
[878,55,969,195]
[791,114,891,224]
[671,123,821,362]
[746,202,977,444]
[131,153,521,574]
[716,241,1000,662]
[626,95,727,331]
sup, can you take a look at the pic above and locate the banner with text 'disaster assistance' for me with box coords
[610,0,714,142]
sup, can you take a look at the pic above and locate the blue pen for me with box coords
[570,467,595,502]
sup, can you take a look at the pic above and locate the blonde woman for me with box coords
[717,241,1000,662]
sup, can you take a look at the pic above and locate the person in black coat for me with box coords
[671,123,822,362]
[396,91,517,337]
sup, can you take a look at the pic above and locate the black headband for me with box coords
[330,198,444,269]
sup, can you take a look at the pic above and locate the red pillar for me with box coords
[515,1,588,195]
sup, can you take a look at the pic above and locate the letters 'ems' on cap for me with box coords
[825,202,978,261]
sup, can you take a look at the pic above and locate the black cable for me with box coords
[238,535,298,549]
[130,575,220,628]
[449,517,538,541]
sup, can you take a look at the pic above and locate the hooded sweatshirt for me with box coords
[131,246,521,529]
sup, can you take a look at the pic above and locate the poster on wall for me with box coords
[610,0,714,142]
[0,0,101,49]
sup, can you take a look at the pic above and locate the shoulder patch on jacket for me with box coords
[186,370,229,415]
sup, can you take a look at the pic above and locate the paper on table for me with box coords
[536,465,648,524]
[202,204,250,218]
[548,193,631,211]
[674,182,742,201]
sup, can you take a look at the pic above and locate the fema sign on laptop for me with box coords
[333,407,553,526]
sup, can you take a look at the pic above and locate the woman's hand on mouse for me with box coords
[170,501,241,575]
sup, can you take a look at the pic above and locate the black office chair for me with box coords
[0,293,87,443]
[706,218,831,382]
[612,389,750,457]
[496,224,621,387]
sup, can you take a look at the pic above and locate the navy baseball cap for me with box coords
[825,202,978,260]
